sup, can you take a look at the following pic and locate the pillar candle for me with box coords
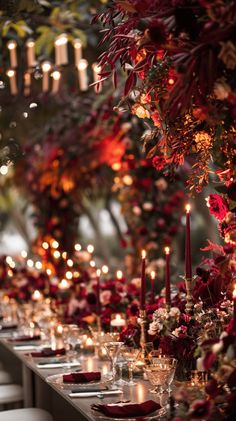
[96,269,101,316]
[165,247,171,305]
[26,39,36,68]
[24,71,31,96]
[7,70,18,95]
[185,204,192,279]
[7,41,17,68]
[55,34,68,66]
[51,70,61,94]
[77,59,88,91]
[92,63,102,93]
[73,39,82,66]
[140,250,146,310]
[150,270,155,304]
[42,61,51,92]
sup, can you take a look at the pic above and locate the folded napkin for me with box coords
[9,335,41,342]
[29,347,66,358]
[92,400,161,418]
[63,372,101,383]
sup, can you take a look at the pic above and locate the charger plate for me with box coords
[46,372,113,390]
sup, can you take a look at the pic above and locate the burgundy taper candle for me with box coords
[150,271,155,304]
[165,247,171,305]
[96,269,101,315]
[140,250,146,310]
[233,287,236,330]
[185,204,192,279]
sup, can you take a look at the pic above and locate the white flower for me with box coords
[169,307,181,318]
[100,290,112,305]
[212,341,223,354]
[155,178,168,191]
[172,327,181,337]
[214,80,231,100]
[130,277,141,288]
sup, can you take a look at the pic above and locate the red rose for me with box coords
[208,194,228,221]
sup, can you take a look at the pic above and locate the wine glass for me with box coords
[64,326,81,362]
[103,340,124,386]
[145,358,177,394]
[121,346,140,386]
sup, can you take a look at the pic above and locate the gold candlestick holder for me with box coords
[185,277,194,315]
[139,309,148,362]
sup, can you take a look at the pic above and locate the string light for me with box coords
[74,243,81,251]
[67,259,73,267]
[42,242,49,250]
[87,244,94,254]
[102,265,109,274]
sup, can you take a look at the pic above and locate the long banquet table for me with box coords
[0,337,166,421]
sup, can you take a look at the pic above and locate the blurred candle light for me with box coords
[62,251,67,259]
[67,259,73,267]
[52,240,59,249]
[102,265,109,274]
[51,70,61,94]
[42,241,49,250]
[35,261,42,270]
[27,259,34,268]
[7,41,17,68]
[65,271,73,280]
[150,270,155,304]
[32,290,42,302]
[77,59,88,91]
[21,250,28,259]
[92,63,102,93]
[55,34,68,66]
[116,270,123,280]
[75,243,81,251]
[26,39,36,68]
[90,260,96,268]
[110,314,125,327]
[7,70,18,95]
[87,244,94,254]
[42,61,51,92]
[24,72,31,96]
[165,247,171,306]
[58,279,70,290]
[185,204,192,280]
[96,269,101,316]
[46,268,52,276]
[73,39,82,66]
[53,250,60,259]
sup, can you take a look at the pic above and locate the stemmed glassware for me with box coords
[121,346,140,386]
[103,338,124,387]
[63,325,81,362]
[145,357,177,394]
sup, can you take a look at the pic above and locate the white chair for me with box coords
[0,370,13,384]
[0,408,54,420]
[0,384,23,408]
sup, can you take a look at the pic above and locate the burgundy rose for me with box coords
[188,399,212,419]
[208,194,228,221]
[152,155,166,171]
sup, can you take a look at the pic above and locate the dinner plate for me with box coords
[46,372,113,390]
[92,408,166,421]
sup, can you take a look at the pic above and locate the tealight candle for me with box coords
[110,314,126,327]
[32,289,42,302]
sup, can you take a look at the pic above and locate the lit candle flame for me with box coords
[96,269,101,277]
[165,247,170,255]
[116,270,123,280]
[151,270,155,280]
[186,204,191,213]
[233,286,236,299]
[141,250,146,259]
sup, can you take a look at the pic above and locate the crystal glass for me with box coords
[121,346,140,386]
[64,325,81,361]
[145,359,177,394]
[103,341,124,385]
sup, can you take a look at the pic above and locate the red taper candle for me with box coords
[150,271,155,304]
[185,204,192,280]
[165,247,171,305]
[96,269,101,316]
[140,250,146,310]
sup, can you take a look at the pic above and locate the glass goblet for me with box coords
[145,360,176,394]
[65,326,81,362]
[103,341,124,386]
[121,346,140,386]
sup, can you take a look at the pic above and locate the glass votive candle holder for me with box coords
[110,313,126,332]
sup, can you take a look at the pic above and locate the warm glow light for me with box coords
[168,78,175,85]
[8,269,13,277]
[78,59,88,70]
[233,286,236,299]
[75,243,82,251]
[26,40,34,48]
[9,260,15,269]
[87,244,94,254]
[62,251,67,259]
[42,241,49,250]
[164,247,170,255]
[102,265,109,274]
[7,70,15,78]
[186,204,191,213]
[116,270,123,280]
[59,279,70,290]
[55,34,67,46]
[141,250,146,259]
[151,270,155,280]
[52,240,59,249]
[46,268,52,276]
[92,63,101,74]
[42,61,51,72]
[35,261,42,270]
[90,260,96,268]
[67,259,73,267]
[7,41,16,50]
[32,290,42,301]
[52,70,61,81]
[85,337,94,347]
[6,256,13,265]
[96,269,101,277]
[0,165,8,175]
[56,325,63,335]
[53,250,60,259]
[74,271,80,278]
[112,162,121,171]
[27,259,34,268]
[66,271,73,280]
[21,250,27,259]
[123,175,133,186]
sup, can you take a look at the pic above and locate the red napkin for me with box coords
[29,348,66,357]
[92,400,161,418]
[9,335,41,342]
[63,372,101,383]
